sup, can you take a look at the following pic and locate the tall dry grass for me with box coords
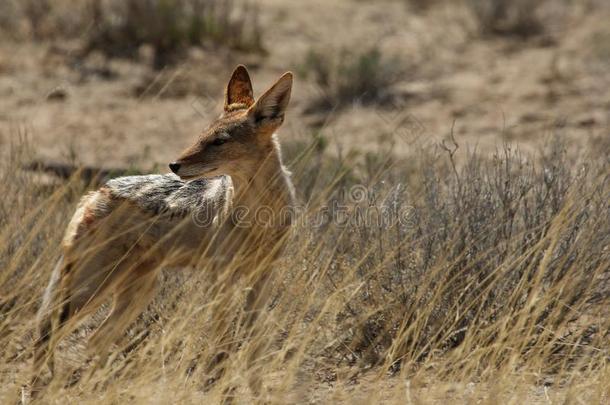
[0,132,608,403]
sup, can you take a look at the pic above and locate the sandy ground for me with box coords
[0,0,608,172]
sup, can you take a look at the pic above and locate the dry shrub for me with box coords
[404,0,441,13]
[465,0,546,38]
[0,0,265,68]
[0,131,608,402]
[0,0,112,40]
[85,0,265,68]
[294,139,609,378]
[299,46,405,112]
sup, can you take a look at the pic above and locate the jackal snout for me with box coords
[169,162,180,174]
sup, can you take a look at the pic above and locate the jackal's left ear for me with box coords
[225,65,254,112]
[249,72,292,124]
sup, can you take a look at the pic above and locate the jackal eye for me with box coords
[211,138,227,146]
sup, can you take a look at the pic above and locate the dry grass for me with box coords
[0,131,608,403]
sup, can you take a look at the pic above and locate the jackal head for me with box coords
[169,65,292,182]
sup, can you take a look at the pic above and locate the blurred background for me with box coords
[0,0,608,173]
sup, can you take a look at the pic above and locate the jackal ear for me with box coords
[249,72,292,124]
[224,65,254,112]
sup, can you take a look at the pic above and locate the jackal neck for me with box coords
[230,134,295,222]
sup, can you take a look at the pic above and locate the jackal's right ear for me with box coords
[249,72,292,125]
[224,65,254,112]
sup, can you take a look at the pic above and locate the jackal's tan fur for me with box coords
[33,66,296,388]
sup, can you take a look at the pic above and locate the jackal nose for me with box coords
[169,162,181,174]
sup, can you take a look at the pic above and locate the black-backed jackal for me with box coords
[33,65,296,392]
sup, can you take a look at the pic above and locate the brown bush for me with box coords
[299,46,405,112]
[465,0,546,38]
[0,0,265,68]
